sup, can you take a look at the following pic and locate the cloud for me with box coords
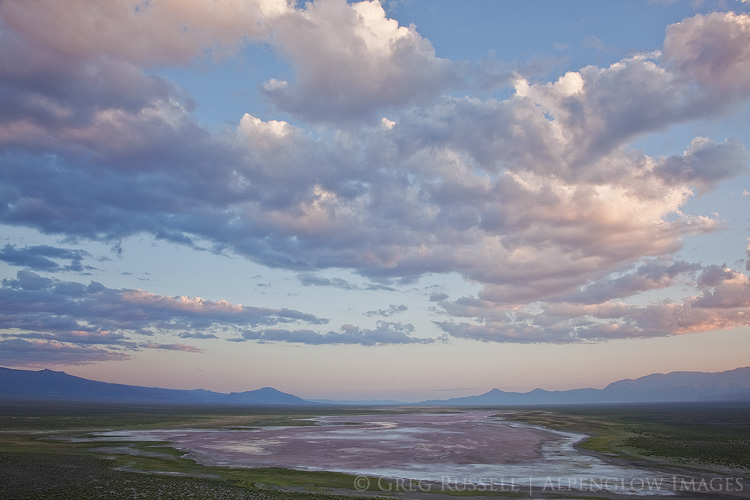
[296,272,394,291]
[654,137,748,194]
[178,332,219,340]
[0,4,748,346]
[297,272,358,290]
[581,35,607,51]
[140,342,204,353]
[566,260,702,305]
[365,304,408,317]
[434,262,750,343]
[0,270,434,364]
[0,0,276,67]
[664,11,750,98]
[0,270,330,364]
[0,338,130,366]
[239,321,432,346]
[0,244,91,272]
[262,0,457,123]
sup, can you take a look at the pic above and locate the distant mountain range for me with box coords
[1,366,749,406]
[420,366,750,406]
[0,367,310,405]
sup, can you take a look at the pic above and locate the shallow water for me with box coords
[95,410,676,495]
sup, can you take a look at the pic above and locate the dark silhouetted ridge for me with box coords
[419,367,750,406]
[0,367,311,405]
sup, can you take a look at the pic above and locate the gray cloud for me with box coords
[664,11,750,99]
[297,273,358,290]
[0,244,91,272]
[0,270,327,332]
[0,338,130,366]
[566,260,702,305]
[178,332,219,340]
[364,304,408,317]
[139,342,204,353]
[435,261,750,343]
[0,0,270,67]
[0,269,435,364]
[296,272,395,291]
[654,137,748,194]
[239,321,431,346]
[0,270,329,362]
[0,3,748,346]
[429,292,449,302]
[262,0,458,123]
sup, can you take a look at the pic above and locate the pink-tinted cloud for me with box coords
[436,263,750,343]
[664,11,750,98]
[0,269,430,366]
[0,5,748,346]
[0,270,333,365]
[0,0,274,66]
[140,342,204,353]
[262,0,457,122]
[0,338,130,366]
[0,270,325,336]
[239,321,433,346]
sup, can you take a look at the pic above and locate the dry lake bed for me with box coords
[3,403,749,499]
[91,410,686,496]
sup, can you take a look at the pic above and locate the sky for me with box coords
[1,0,749,401]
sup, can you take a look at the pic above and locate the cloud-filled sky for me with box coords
[1,0,749,400]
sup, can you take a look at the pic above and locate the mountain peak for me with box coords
[39,368,67,375]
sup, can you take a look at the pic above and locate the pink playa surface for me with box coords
[97,411,675,494]
[184,411,555,469]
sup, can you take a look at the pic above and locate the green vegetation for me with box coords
[0,400,412,431]
[0,402,423,499]
[0,430,376,496]
[2,401,748,499]
[497,402,750,472]
[0,452,376,500]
